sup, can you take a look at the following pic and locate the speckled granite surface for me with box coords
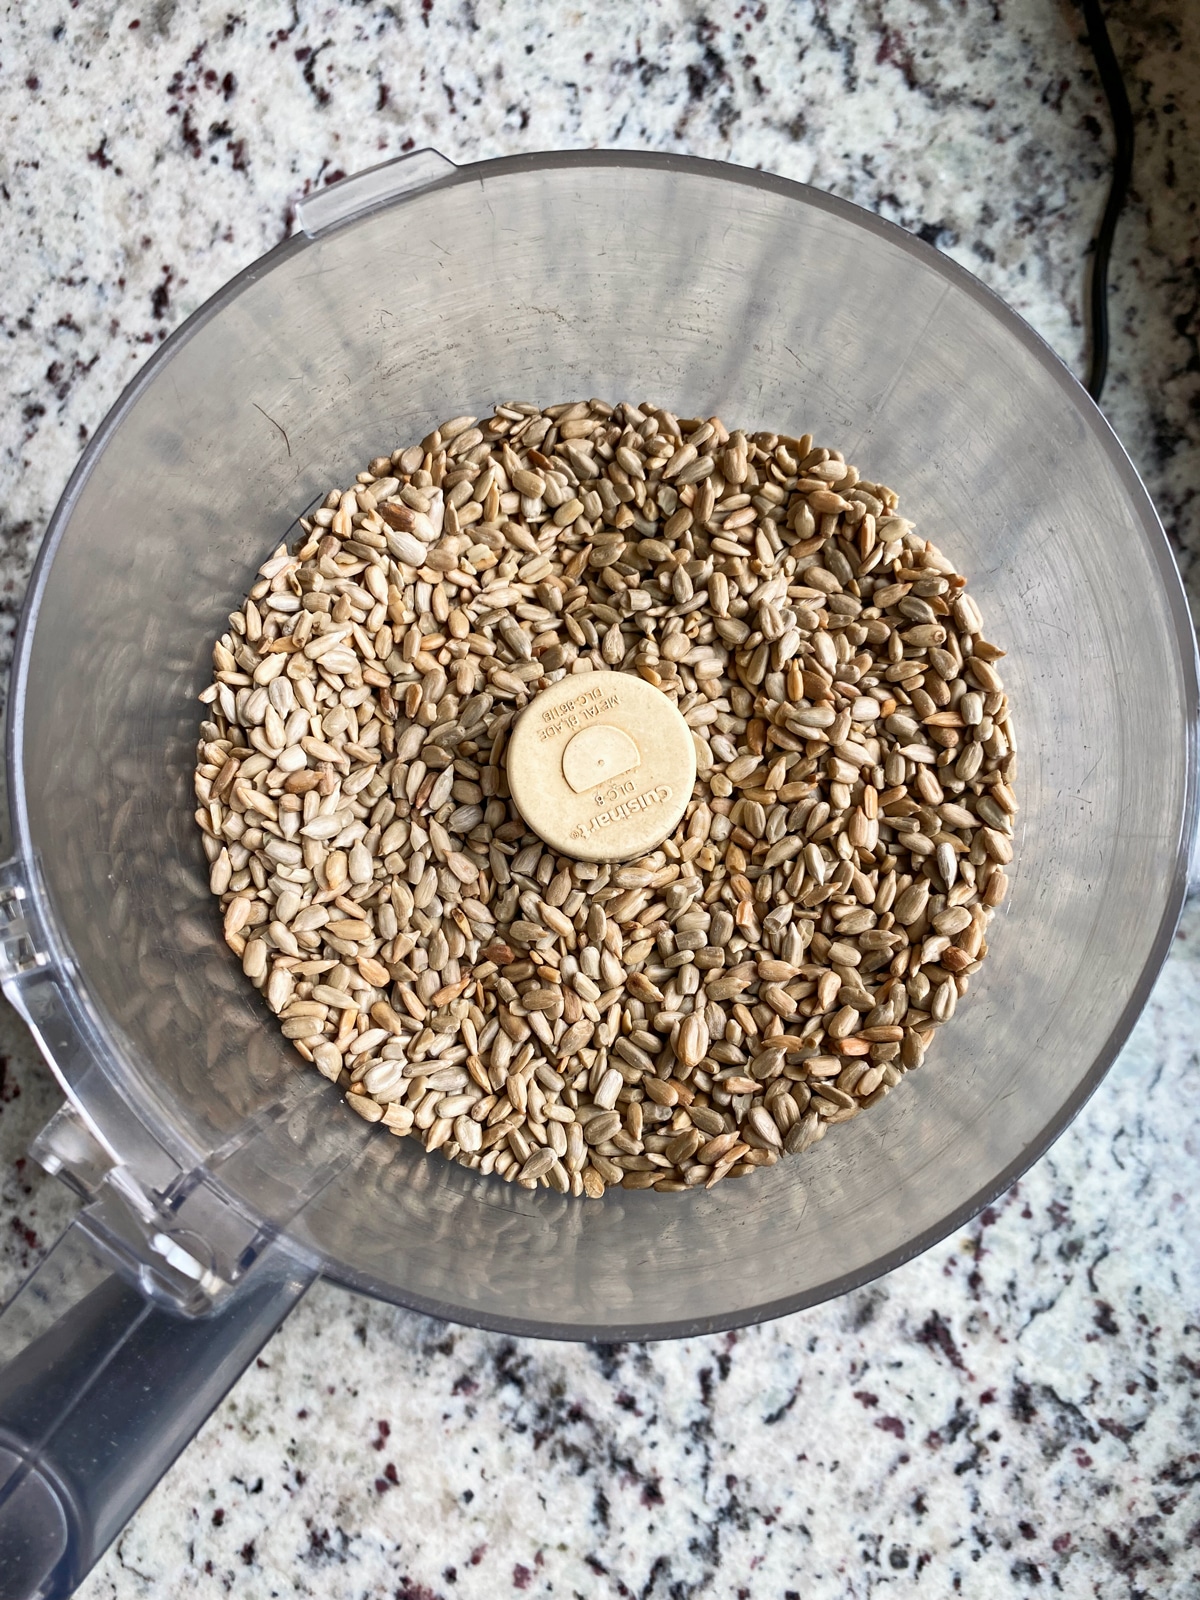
[3,1,1200,1595]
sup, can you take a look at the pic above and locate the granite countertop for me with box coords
[3,2,1200,1595]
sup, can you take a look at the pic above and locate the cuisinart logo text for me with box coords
[569,784,673,841]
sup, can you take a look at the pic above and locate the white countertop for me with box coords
[3,1,1199,1594]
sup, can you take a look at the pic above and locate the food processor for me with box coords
[0,149,1193,1599]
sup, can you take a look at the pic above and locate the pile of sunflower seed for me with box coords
[194,400,1015,1199]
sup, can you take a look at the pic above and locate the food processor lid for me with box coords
[2,147,1196,1340]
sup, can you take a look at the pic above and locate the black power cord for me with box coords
[1081,0,1135,403]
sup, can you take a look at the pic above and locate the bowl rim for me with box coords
[8,147,1198,1340]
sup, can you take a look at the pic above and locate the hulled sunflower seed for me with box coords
[198,400,1013,1200]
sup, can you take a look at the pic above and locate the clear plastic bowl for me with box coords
[7,149,1196,1341]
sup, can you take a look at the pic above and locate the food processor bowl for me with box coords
[0,149,1194,1598]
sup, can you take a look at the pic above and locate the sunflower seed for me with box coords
[200,399,1011,1201]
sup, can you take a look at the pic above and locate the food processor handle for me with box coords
[0,1216,312,1599]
